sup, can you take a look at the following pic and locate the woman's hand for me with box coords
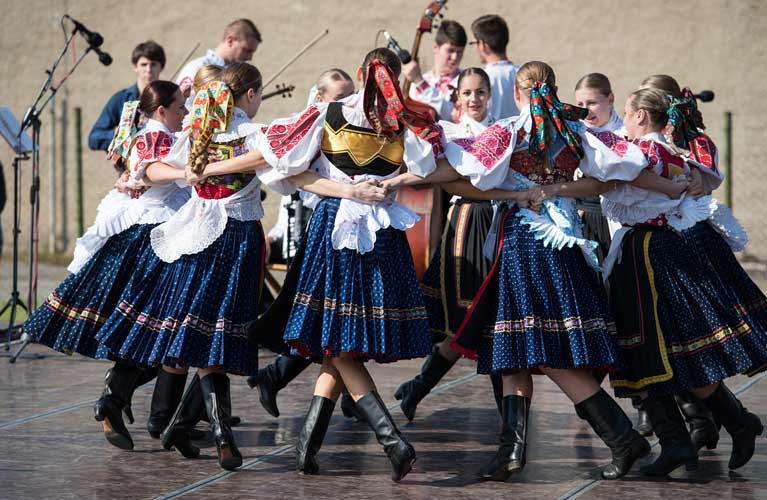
[686,168,706,199]
[379,175,405,193]
[349,180,387,204]
[524,186,546,213]
[185,164,207,186]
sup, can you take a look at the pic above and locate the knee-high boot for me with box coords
[93,363,143,450]
[121,366,158,425]
[479,395,530,481]
[161,374,205,459]
[295,396,336,474]
[700,383,763,470]
[675,390,719,451]
[394,349,457,421]
[490,373,503,415]
[147,369,188,438]
[638,394,698,475]
[340,388,365,421]
[575,389,651,479]
[248,355,313,418]
[200,373,242,470]
[356,391,417,482]
[631,396,653,436]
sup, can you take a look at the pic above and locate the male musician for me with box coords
[401,20,467,121]
[88,41,166,153]
[470,14,520,120]
[176,19,262,96]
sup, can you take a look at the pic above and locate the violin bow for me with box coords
[263,29,330,88]
[169,42,201,81]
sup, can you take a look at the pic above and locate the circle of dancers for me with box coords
[24,14,766,484]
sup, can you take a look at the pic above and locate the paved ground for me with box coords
[2,258,767,499]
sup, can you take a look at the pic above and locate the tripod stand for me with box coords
[1,156,30,349]
[1,18,107,363]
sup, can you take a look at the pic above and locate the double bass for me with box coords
[397,0,449,279]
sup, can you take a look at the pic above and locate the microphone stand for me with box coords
[5,19,103,363]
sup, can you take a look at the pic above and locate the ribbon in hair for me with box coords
[528,81,588,160]
[363,60,443,157]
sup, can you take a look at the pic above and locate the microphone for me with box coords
[693,90,715,102]
[382,31,412,64]
[64,15,104,48]
[91,46,113,66]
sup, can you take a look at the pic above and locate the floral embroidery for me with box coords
[689,134,717,171]
[588,129,630,157]
[132,131,173,171]
[267,105,321,160]
[457,123,513,169]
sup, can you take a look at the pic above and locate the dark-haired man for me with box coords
[470,15,520,120]
[88,40,166,152]
[176,18,261,96]
[402,20,466,121]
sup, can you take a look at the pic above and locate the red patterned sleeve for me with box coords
[129,131,175,179]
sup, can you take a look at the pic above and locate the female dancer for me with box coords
[25,80,189,450]
[603,87,766,475]
[394,67,509,421]
[247,68,362,421]
[194,48,443,481]
[97,63,267,470]
[572,73,653,436]
[441,61,653,481]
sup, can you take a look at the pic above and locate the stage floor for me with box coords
[1,344,766,500]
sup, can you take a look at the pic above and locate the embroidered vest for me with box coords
[195,136,256,199]
[320,102,404,177]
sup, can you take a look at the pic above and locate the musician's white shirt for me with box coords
[176,49,226,96]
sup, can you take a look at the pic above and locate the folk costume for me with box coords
[98,82,265,376]
[255,60,442,481]
[444,82,652,481]
[408,68,460,121]
[601,97,766,474]
[25,101,190,450]
[396,113,499,422]
[576,108,624,260]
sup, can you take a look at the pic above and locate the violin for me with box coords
[262,83,295,101]
[397,0,449,280]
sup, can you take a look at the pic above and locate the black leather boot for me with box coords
[394,349,457,421]
[340,388,365,422]
[296,396,336,474]
[676,390,719,451]
[639,394,698,475]
[631,396,653,436]
[161,374,205,459]
[575,389,651,479]
[479,395,530,481]
[147,369,188,438]
[356,391,417,482]
[121,366,158,425]
[200,373,242,470]
[248,355,313,418]
[93,363,142,450]
[701,383,764,470]
[490,373,503,416]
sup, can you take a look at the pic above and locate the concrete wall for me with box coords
[1,0,765,260]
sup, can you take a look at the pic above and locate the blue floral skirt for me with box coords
[25,224,156,359]
[609,224,767,398]
[270,197,432,363]
[421,199,493,343]
[97,219,264,376]
[452,206,619,375]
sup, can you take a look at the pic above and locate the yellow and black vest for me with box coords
[320,102,404,176]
